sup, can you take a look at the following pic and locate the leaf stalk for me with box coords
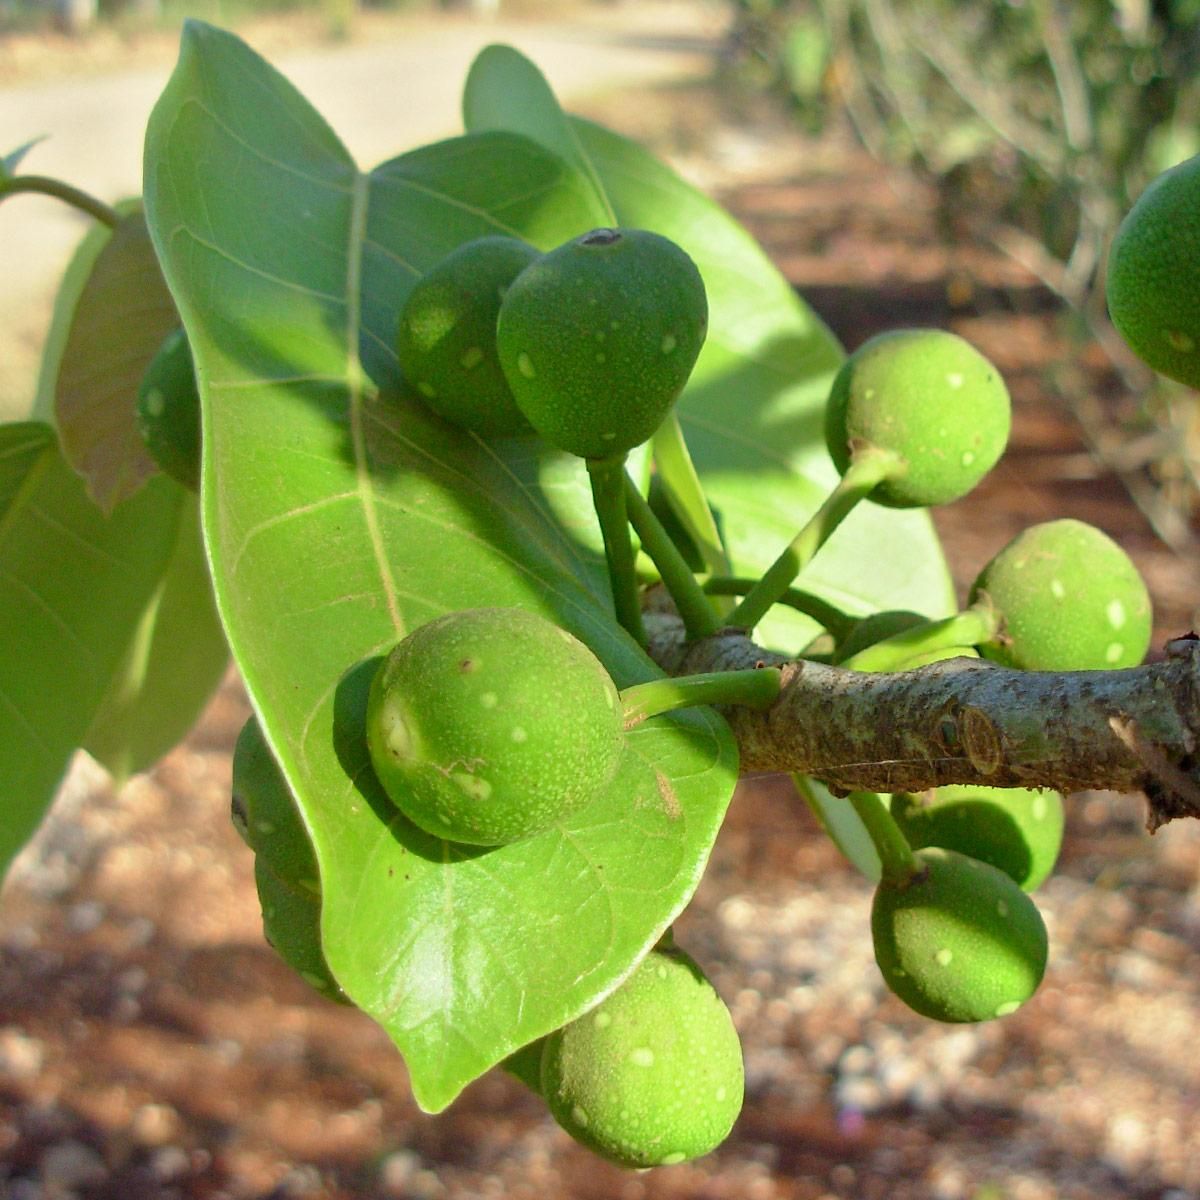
[586,453,646,646]
[848,790,918,885]
[622,469,719,641]
[0,174,120,228]
[620,666,782,728]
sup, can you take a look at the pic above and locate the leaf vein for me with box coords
[178,95,355,194]
[227,490,359,578]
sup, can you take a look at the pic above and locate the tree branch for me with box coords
[644,612,1200,830]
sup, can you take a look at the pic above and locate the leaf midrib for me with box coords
[345,169,404,639]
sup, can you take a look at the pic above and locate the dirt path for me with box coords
[0,1,723,417]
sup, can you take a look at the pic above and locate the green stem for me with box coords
[587,454,646,647]
[729,446,905,631]
[652,413,731,580]
[623,470,719,641]
[840,599,1000,672]
[848,791,918,886]
[0,175,120,228]
[621,667,782,728]
[701,576,855,641]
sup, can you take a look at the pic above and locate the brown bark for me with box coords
[644,612,1200,830]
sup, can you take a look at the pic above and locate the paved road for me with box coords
[0,2,719,417]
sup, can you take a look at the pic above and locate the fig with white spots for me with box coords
[540,946,744,1167]
[365,607,625,846]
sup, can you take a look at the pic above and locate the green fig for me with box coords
[1106,152,1200,388]
[970,519,1152,670]
[496,228,707,459]
[231,717,320,896]
[136,327,201,492]
[540,946,744,1168]
[825,329,1011,508]
[365,607,625,846]
[255,859,348,1004]
[890,785,1064,892]
[872,846,1048,1023]
[397,235,541,437]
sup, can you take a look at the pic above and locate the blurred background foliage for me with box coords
[720,0,1200,544]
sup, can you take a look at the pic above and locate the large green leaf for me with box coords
[0,422,185,881]
[83,490,228,784]
[461,48,955,650]
[0,423,52,517]
[53,208,180,513]
[142,21,737,1112]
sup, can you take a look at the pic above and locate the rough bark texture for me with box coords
[644,613,1200,830]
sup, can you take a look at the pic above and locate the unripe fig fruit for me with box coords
[231,717,320,896]
[540,946,744,1168]
[255,859,348,1004]
[1106,152,1200,388]
[366,607,624,846]
[890,784,1064,892]
[872,846,1048,1023]
[969,518,1152,670]
[496,228,707,459]
[136,327,201,492]
[397,235,541,437]
[824,329,1011,508]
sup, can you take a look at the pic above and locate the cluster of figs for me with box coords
[135,224,1154,1168]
